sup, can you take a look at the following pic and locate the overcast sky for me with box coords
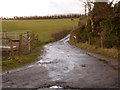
[0,0,119,18]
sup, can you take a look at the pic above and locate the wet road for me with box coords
[2,35,119,89]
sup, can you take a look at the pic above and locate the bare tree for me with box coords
[87,0,94,32]
[80,0,94,31]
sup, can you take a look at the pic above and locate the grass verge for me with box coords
[2,45,43,71]
[69,42,118,59]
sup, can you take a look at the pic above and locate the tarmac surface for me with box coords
[1,35,119,89]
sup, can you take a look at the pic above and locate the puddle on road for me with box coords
[37,60,54,64]
[37,86,63,90]
[49,85,63,89]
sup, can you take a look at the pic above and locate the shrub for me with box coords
[51,29,71,41]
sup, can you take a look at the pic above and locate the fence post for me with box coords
[36,34,38,40]
[19,34,23,54]
[2,32,5,38]
[5,32,7,39]
[30,32,34,50]
[100,35,103,48]
[10,39,14,60]
[27,32,31,52]
[31,32,34,41]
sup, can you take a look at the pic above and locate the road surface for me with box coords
[1,35,119,89]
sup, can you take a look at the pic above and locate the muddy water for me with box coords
[2,35,119,89]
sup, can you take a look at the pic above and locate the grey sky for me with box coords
[0,0,119,18]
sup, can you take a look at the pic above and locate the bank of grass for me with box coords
[71,42,118,59]
[2,18,79,71]
[2,45,43,71]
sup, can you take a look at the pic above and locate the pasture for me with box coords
[2,18,79,70]
[2,18,79,43]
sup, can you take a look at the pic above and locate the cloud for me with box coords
[1,0,119,17]
[48,0,84,14]
[0,0,84,17]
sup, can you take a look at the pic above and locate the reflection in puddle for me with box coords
[37,60,54,64]
[49,85,63,88]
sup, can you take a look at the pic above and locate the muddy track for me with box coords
[1,35,119,89]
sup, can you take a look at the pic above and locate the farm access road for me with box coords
[2,35,119,89]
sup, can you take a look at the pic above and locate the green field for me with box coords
[2,18,79,71]
[2,18,79,43]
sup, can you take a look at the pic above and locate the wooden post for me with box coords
[30,32,34,50]
[32,32,35,40]
[19,34,23,54]
[100,35,103,48]
[3,32,5,38]
[27,32,31,52]
[9,39,14,60]
[98,32,103,48]
[36,34,38,40]
[5,32,7,38]
[15,32,17,39]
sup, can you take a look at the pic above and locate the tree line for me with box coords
[1,14,82,20]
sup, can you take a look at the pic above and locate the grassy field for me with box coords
[2,18,79,71]
[2,18,79,43]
